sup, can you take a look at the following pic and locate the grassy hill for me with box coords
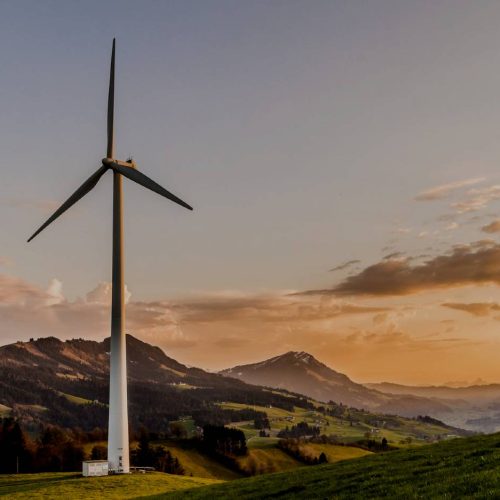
[160,432,500,499]
[0,472,219,499]
[160,442,242,480]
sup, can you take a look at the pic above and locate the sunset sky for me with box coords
[3,1,500,385]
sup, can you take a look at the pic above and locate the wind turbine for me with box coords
[27,39,193,473]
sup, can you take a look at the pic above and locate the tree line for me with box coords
[0,418,188,474]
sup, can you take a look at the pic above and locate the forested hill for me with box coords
[0,335,313,431]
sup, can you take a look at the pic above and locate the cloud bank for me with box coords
[304,240,500,297]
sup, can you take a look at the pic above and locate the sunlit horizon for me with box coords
[4,1,500,386]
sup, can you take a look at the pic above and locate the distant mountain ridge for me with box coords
[2,336,499,433]
[366,381,500,402]
[0,335,314,430]
[220,351,456,418]
[1,335,209,385]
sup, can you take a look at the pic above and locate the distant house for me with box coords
[82,460,108,477]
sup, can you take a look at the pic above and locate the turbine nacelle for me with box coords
[103,157,137,169]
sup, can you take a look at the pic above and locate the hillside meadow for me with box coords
[161,432,500,499]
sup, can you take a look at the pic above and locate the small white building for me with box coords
[82,460,109,477]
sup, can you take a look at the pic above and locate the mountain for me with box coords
[366,381,500,402]
[220,351,457,418]
[0,336,486,433]
[0,335,313,430]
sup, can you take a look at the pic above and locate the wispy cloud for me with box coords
[383,251,405,260]
[0,257,13,268]
[451,185,500,213]
[442,302,500,317]
[4,198,59,213]
[415,177,485,201]
[329,259,360,272]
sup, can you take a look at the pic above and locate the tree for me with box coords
[61,441,85,472]
[169,422,188,439]
[203,425,247,457]
[134,428,155,466]
[253,416,270,430]
[318,452,328,464]
[0,419,33,473]
[157,448,185,475]
[91,445,107,460]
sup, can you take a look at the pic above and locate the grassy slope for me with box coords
[161,443,242,480]
[162,433,500,499]
[0,472,220,499]
[298,443,372,462]
[236,448,302,475]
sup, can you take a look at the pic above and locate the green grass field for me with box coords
[158,432,500,499]
[0,472,220,499]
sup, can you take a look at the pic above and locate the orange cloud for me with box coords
[176,295,389,323]
[482,220,500,234]
[442,302,500,317]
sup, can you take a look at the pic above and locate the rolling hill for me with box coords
[163,432,500,499]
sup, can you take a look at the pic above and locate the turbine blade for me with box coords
[110,163,193,211]
[27,166,109,242]
[107,38,115,158]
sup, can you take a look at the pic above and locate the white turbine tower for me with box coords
[28,39,193,473]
